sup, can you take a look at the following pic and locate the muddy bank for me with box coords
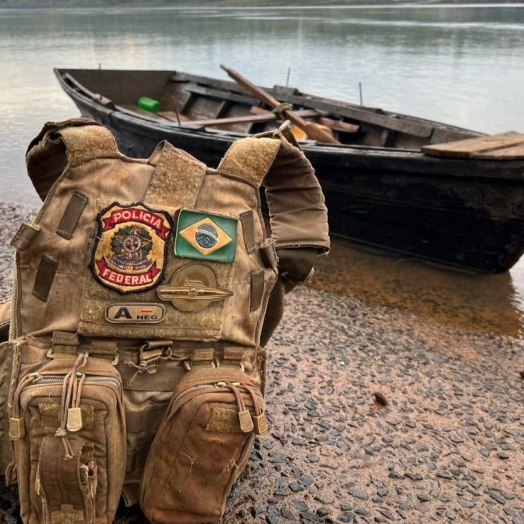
[0,202,523,523]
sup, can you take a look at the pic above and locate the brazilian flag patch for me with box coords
[175,210,238,262]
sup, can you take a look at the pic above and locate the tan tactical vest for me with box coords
[0,118,329,524]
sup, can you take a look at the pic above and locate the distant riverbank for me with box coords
[1,0,523,8]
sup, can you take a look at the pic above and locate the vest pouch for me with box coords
[138,366,268,524]
[10,355,126,524]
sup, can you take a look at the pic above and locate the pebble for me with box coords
[281,507,295,520]
[346,487,368,501]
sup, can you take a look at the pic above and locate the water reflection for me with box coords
[312,240,523,339]
[1,6,524,337]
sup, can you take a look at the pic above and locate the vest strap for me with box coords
[217,126,330,286]
[90,340,118,363]
[10,223,40,251]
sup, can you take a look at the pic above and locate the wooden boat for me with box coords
[54,67,524,274]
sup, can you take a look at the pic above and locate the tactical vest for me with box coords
[0,118,329,524]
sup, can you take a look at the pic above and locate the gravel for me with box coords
[1,201,523,523]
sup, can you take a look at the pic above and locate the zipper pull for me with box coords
[243,382,268,436]
[228,382,254,433]
[66,407,83,432]
[216,381,256,433]
[238,410,254,433]
[252,413,268,436]
[10,372,42,440]
[9,418,25,440]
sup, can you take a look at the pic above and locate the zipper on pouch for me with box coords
[9,371,121,442]
[171,380,267,436]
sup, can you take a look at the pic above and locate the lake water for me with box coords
[1,5,524,338]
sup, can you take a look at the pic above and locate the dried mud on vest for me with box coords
[0,121,330,524]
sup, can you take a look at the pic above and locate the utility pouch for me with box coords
[10,353,126,524]
[138,366,268,524]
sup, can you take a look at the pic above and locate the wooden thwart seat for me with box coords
[249,106,360,134]
[157,108,319,127]
[422,131,524,160]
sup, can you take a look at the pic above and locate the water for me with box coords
[1,5,524,337]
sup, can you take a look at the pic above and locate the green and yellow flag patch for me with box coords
[175,210,237,262]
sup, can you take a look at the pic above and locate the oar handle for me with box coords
[220,64,340,145]
[221,64,280,108]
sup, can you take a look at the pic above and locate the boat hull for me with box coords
[57,70,524,274]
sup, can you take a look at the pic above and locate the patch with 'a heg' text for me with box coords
[106,303,165,323]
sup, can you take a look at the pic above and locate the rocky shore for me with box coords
[1,201,523,523]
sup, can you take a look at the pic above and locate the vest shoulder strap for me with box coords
[216,135,281,187]
[26,118,121,201]
[217,128,330,254]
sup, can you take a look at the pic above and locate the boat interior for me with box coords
[58,69,487,151]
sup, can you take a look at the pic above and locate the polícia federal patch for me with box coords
[92,203,172,293]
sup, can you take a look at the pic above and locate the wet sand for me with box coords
[1,202,523,523]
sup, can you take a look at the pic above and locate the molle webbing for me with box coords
[26,119,121,201]
[56,191,89,240]
[240,211,256,253]
[51,331,80,357]
[37,437,94,524]
[32,256,58,302]
[250,271,265,312]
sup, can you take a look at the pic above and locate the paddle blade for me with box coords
[304,122,339,144]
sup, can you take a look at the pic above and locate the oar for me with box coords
[220,64,340,145]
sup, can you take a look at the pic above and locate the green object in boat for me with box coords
[137,97,162,112]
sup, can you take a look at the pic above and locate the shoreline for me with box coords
[1,200,524,522]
